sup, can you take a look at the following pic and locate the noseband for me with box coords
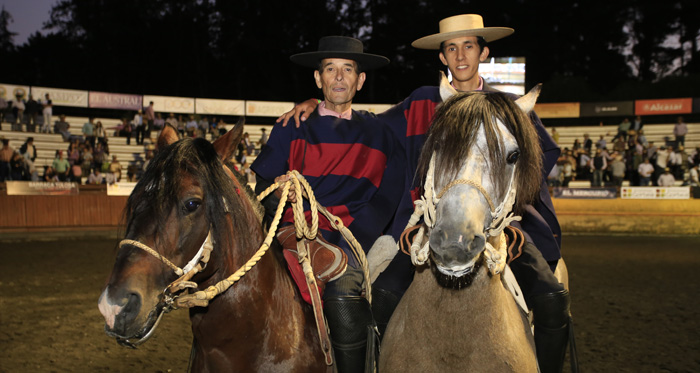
[410,153,522,275]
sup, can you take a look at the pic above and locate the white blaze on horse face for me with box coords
[98,288,124,330]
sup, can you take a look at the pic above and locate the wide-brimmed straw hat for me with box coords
[412,14,514,50]
[290,36,389,70]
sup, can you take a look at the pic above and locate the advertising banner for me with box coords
[31,86,88,107]
[246,100,295,117]
[89,91,143,110]
[553,187,617,199]
[620,186,690,199]
[635,98,692,116]
[107,182,137,196]
[5,181,79,195]
[0,83,31,100]
[580,101,634,117]
[353,103,393,114]
[143,95,195,114]
[534,102,580,118]
[195,98,245,115]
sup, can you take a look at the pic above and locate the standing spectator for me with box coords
[93,141,106,171]
[638,158,654,186]
[572,139,581,152]
[25,95,39,132]
[673,116,687,148]
[632,115,643,132]
[19,137,37,163]
[0,139,14,181]
[589,148,607,187]
[646,141,657,161]
[583,133,592,153]
[668,146,683,180]
[258,127,268,153]
[657,168,675,187]
[610,155,626,188]
[133,110,144,145]
[94,120,108,144]
[82,117,96,148]
[0,95,7,127]
[243,132,255,155]
[10,152,27,180]
[235,138,246,166]
[70,161,83,183]
[177,115,186,136]
[577,149,591,181]
[81,143,94,178]
[637,130,649,148]
[55,115,72,141]
[144,101,155,141]
[52,150,71,181]
[41,94,53,133]
[12,94,25,131]
[595,134,606,150]
[654,146,671,185]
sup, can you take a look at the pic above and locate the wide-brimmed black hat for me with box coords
[290,36,389,70]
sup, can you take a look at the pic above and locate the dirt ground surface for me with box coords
[1,234,699,372]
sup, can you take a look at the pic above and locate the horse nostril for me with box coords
[470,235,485,252]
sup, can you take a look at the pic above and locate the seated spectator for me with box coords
[657,167,675,187]
[186,115,198,137]
[80,145,94,178]
[67,138,81,165]
[52,150,71,181]
[0,95,7,126]
[108,155,122,182]
[154,113,165,130]
[93,141,106,171]
[87,168,105,184]
[119,118,133,145]
[595,134,606,150]
[198,116,209,138]
[686,164,699,187]
[43,165,59,182]
[19,137,37,163]
[54,115,72,141]
[10,151,27,180]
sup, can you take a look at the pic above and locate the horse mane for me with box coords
[124,137,263,273]
[416,91,543,213]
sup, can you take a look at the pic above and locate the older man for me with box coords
[251,36,405,373]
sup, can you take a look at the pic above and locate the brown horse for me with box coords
[98,123,328,372]
[380,79,548,372]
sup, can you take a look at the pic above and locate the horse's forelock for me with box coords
[418,91,542,212]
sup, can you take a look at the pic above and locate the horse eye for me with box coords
[506,150,520,164]
[183,199,202,213]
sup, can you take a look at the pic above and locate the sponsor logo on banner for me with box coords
[581,101,634,117]
[31,86,88,107]
[195,98,245,115]
[533,102,580,118]
[5,181,79,195]
[89,91,143,110]
[143,95,195,114]
[246,101,295,117]
[620,187,690,199]
[553,187,617,199]
[107,182,137,196]
[635,98,692,116]
[0,83,31,100]
[353,103,393,114]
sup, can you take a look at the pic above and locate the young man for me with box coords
[251,36,406,373]
[280,14,572,373]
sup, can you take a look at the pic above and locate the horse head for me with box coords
[98,119,255,346]
[417,74,542,288]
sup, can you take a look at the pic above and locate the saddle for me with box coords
[276,225,348,304]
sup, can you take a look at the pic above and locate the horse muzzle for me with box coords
[429,223,486,275]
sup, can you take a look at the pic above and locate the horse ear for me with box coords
[157,123,181,150]
[439,71,458,102]
[213,116,245,161]
[515,84,542,114]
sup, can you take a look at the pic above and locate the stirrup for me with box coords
[277,225,348,285]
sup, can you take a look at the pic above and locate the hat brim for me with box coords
[290,51,390,70]
[411,27,514,50]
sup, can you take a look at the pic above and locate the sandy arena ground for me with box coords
[1,234,699,372]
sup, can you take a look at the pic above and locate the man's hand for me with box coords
[276,99,320,128]
[273,174,297,203]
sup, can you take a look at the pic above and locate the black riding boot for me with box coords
[531,289,571,373]
[371,287,401,342]
[324,296,377,373]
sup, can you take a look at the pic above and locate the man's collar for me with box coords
[317,101,353,120]
[452,76,485,92]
